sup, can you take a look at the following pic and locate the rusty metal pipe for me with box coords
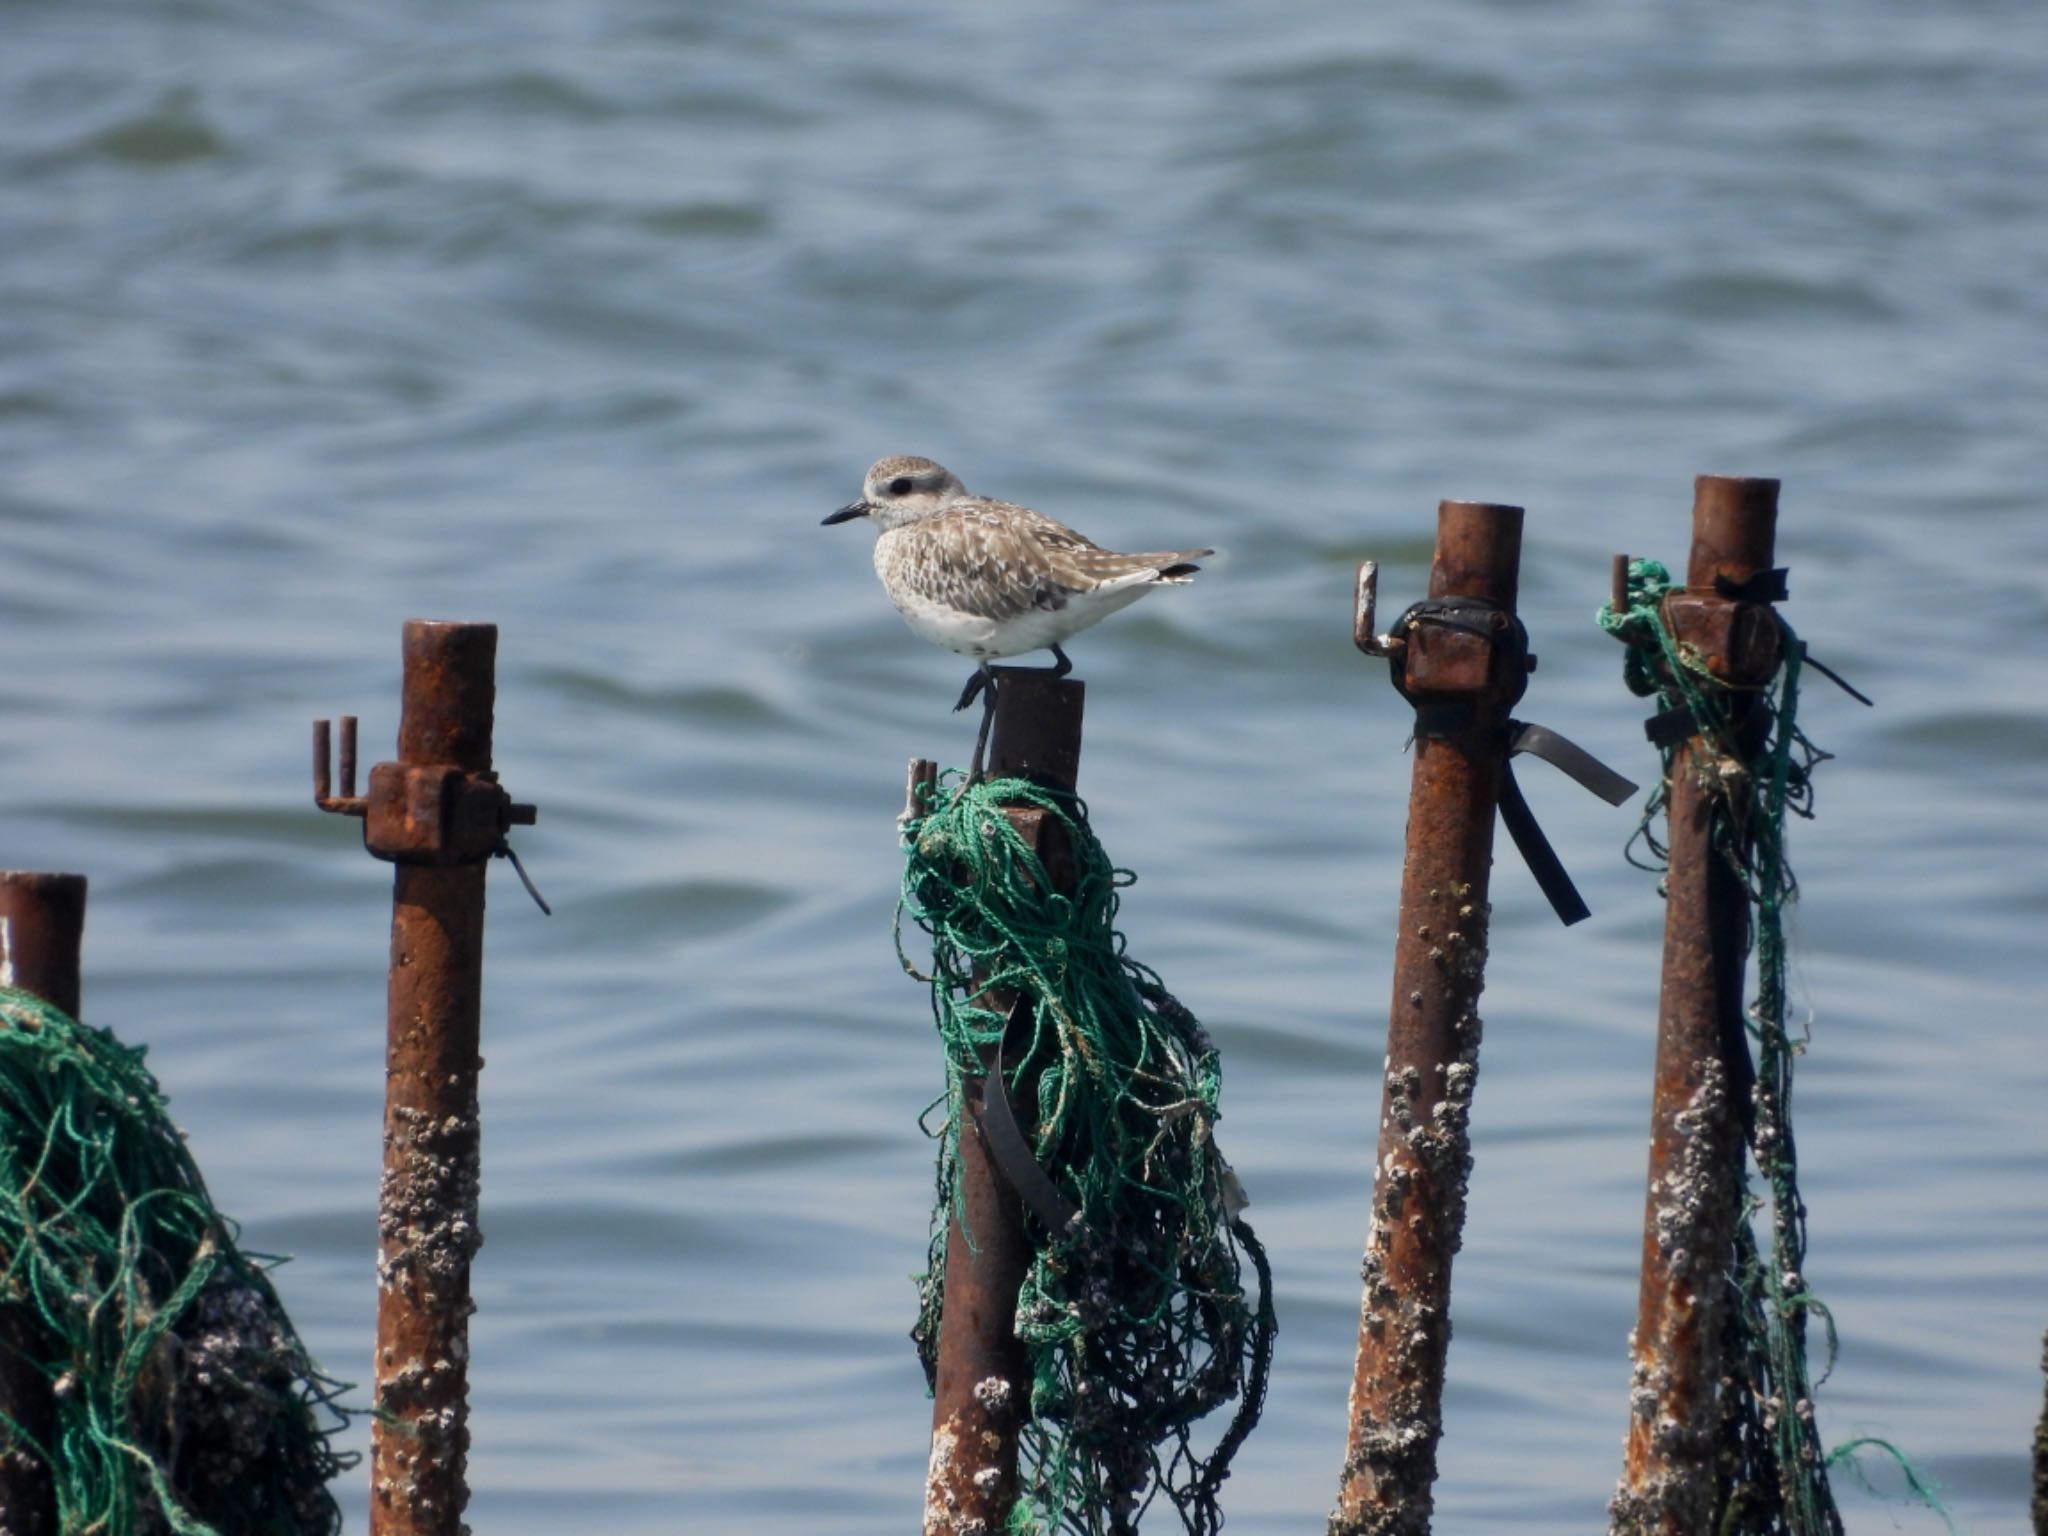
[1331,502,1523,1536]
[922,671,1085,1536]
[370,622,498,1536]
[1610,476,1780,1536]
[0,870,86,1536]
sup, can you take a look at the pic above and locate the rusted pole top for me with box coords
[1432,498,1523,608]
[0,872,86,1020]
[1687,474,1778,591]
[0,870,85,1536]
[1610,476,1781,1536]
[372,621,496,1536]
[922,670,1084,1536]
[1332,502,1524,1536]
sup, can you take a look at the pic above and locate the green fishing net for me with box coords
[1601,562,1942,1534]
[900,774,1274,1536]
[0,985,353,1535]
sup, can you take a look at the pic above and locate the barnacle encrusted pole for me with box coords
[1611,477,1780,1533]
[920,670,1084,1536]
[314,621,541,1536]
[375,625,491,1536]
[1332,502,1526,1536]
[0,869,83,1536]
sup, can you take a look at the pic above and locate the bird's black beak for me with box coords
[822,500,870,526]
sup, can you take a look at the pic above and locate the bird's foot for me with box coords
[973,645,1073,694]
[956,650,1069,783]
[996,645,1071,679]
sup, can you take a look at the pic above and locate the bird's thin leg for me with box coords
[954,662,996,714]
[966,671,998,785]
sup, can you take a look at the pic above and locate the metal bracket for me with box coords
[1356,560,1536,700]
[314,716,537,866]
[1614,547,1785,689]
[1660,590,1783,685]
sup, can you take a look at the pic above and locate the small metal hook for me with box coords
[1352,561,1406,659]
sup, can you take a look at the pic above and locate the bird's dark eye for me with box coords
[888,476,914,496]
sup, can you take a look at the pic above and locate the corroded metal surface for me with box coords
[0,870,83,1536]
[923,671,1084,1536]
[371,621,497,1536]
[1331,503,1523,1536]
[1610,476,1779,1536]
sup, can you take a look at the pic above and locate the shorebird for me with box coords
[824,455,1213,777]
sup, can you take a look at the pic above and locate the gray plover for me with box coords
[824,455,1213,774]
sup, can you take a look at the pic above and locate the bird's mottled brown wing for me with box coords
[889,499,1212,620]
[962,499,1211,596]
[887,505,1069,621]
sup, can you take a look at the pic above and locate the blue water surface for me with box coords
[2,2,2044,1531]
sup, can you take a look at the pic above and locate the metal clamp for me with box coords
[313,716,537,866]
[1355,560,1537,701]
[1354,560,1634,926]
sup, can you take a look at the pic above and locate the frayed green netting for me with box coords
[1600,561,1946,1535]
[899,773,1274,1536]
[0,985,353,1535]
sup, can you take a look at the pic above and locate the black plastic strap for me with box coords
[1714,568,1790,603]
[979,1033,1080,1234]
[1496,763,1590,927]
[493,839,552,915]
[1496,723,1640,928]
[1507,722,1639,808]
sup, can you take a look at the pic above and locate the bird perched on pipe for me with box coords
[824,455,1213,776]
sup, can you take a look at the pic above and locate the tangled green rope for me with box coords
[899,774,1274,1536]
[0,986,353,1535]
[1600,561,1944,1534]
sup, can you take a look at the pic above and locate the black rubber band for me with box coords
[1409,701,1477,740]
[979,1033,1081,1234]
